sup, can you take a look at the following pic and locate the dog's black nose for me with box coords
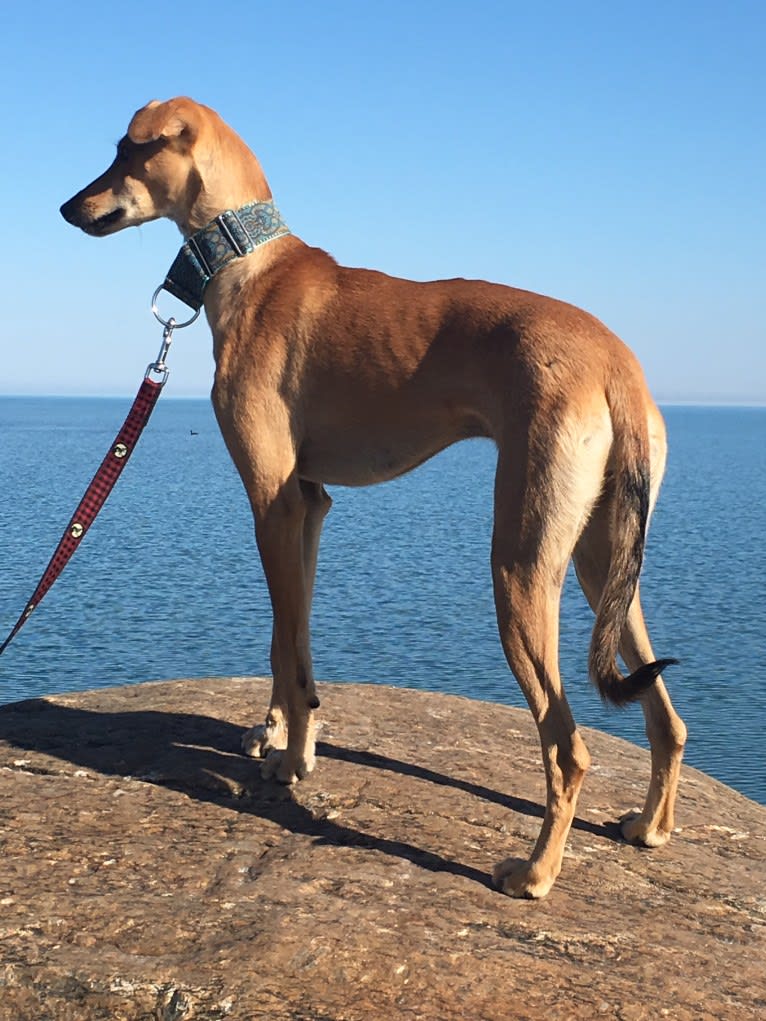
[60,197,79,225]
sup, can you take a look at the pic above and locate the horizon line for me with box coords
[0,393,764,410]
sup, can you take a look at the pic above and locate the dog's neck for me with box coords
[178,121,274,236]
[162,200,291,310]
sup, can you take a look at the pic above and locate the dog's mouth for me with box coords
[86,207,127,235]
[60,197,127,236]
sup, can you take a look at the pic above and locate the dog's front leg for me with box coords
[253,474,319,785]
[241,626,289,758]
[242,479,330,762]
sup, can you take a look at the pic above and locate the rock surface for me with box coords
[0,677,764,1021]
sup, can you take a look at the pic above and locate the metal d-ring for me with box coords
[145,285,200,384]
[150,285,201,329]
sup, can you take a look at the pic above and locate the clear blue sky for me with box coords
[1,1,763,402]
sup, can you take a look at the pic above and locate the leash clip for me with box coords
[148,284,201,383]
[146,320,175,384]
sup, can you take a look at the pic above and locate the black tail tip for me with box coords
[604,657,680,706]
[653,656,680,672]
[637,656,679,675]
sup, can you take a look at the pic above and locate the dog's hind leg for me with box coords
[242,480,331,759]
[491,563,589,898]
[490,417,604,898]
[573,502,686,846]
[619,599,686,846]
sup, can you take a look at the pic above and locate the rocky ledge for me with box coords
[0,678,764,1021]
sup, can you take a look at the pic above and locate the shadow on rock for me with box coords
[0,698,621,888]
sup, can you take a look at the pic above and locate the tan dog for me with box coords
[60,98,686,898]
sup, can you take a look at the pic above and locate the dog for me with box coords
[60,98,686,898]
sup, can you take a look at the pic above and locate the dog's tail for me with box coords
[588,362,678,705]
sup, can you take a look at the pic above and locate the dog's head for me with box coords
[60,98,208,236]
[60,97,256,237]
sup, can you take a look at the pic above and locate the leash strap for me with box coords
[0,375,164,655]
[1,288,199,657]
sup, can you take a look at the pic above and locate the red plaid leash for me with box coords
[1,294,200,655]
[0,378,164,654]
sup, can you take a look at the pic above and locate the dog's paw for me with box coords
[620,811,672,848]
[260,748,315,786]
[241,719,287,759]
[492,857,555,899]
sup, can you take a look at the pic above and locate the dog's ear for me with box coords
[128,98,200,146]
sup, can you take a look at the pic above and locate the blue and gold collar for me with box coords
[163,199,290,310]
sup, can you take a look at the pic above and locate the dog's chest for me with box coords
[297,427,448,487]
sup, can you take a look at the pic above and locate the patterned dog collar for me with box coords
[162,199,290,310]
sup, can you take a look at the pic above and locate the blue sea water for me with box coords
[0,396,764,803]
